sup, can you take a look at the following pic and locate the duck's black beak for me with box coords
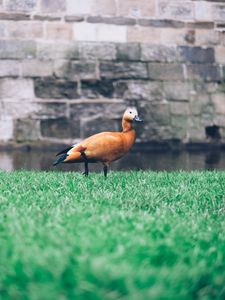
[134,115,143,122]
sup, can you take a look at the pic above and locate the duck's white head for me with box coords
[123,107,142,122]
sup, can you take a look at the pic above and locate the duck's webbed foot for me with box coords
[81,152,89,176]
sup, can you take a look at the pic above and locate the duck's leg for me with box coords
[103,162,109,178]
[81,152,89,176]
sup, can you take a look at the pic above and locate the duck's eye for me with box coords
[129,111,132,114]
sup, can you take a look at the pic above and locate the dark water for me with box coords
[0,150,225,172]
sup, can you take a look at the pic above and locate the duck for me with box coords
[53,107,142,177]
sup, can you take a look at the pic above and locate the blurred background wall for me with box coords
[0,0,224,147]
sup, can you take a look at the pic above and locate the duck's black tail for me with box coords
[53,153,68,166]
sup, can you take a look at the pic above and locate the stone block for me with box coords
[148,63,184,81]
[0,40,36,59]
[100,62,148,79]
[14,118,40,141]
[35,103,67,119]
[8,21,43,39]
[0,79,34,99]
[212,94,225,114]
[82,117,120,137]
[127,26,161,43]
[138,19,185,28]
[0,117,13,141]
[117,0,155,18]
[178,46,215,63]
[81,80,114,98]
[124,81,163,101]
[195,29,219,45]
[22,60,53,77]
[158,1,193,20]
[0,12,30,20]
[40,0,66,13]
[78,42,116,60]
[142,102,171,128]
[0,60,21,77]
[1,101,39,119]
[215,46,225,63]
[37,41,79,60]
[141,44,177,62]
[94,0,116,16]
[194,1,212,21]
[160,28,191,45]
[87,16,136,26]
[65,16,84,22]
[116,43,140,61]
[46,22,73,40]
[190,94,212,116]
[213,4,225,22]
[34,78,79,99]
[0,22,6,38]
[74,23,127,43]
[170,102,190,115]
[163,81,193,101]
[41,117,80,139]
[66,0,94,15]
[187,64,221,82]
[5,0,37,11]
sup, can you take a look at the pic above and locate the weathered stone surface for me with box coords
[22,60,53,77]
[194,1,212,21]
[158,1,193,20]
[215,46,225,63]
[40,0,66,13]
[0,40,36,59]
[127,26,161,43]
[187,65,221,82]
[14,118,40,141]
[138,19,185,28]
[117,0,155,17]
[148,63,184,81]
[74,23,127,43]
[5,0,37,11]
[34,78,79,99]
[34,14,61,21]
[66,0,94,15]
[82,117,120,137]
[184,29,195,44]
[35,103,67,119]
[0,79,34,99]
[178,46,215,63]
[94,0,117,16]
[100,62,148,79]
[0,117,13,141]
[213,4,225,22]
[8,21,43,39]
[170,102,190,115]
[81,80,114,98]
[141,44,177,62]
[41,117,80,138]
[1,101,39,118]
[0,60,21,77]
[46,22,73,40]
[186,22,214,29]
[65,15,84,22]
[116,43,140,61]
[0,12,30,20]
[54,60,97,80]
[195,29,219,45]
[163,81,193,101]
[37,41,79,60]
[190,94,212,116]
[87,16,136,26]
[212,93,225,114]
[123,81,163,101]
[78,42,116,60]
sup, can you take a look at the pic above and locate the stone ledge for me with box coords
[138,19,185,28]
[0,12,30,20]
[87,16,136,26]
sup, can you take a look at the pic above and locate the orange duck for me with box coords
[53,107,142,177]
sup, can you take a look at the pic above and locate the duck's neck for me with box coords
[122,118,133,132]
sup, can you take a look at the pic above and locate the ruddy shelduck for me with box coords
[53,107,142,177]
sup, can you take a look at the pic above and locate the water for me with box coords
[0,150,225,172]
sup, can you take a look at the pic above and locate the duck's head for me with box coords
[123,107,143,122]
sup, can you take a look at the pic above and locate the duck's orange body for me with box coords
[53,108,142,177]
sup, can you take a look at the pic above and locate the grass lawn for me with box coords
[0,170,225,300]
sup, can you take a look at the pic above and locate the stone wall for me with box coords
[0,0,225,147]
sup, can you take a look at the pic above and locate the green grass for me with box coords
[0,170,225,300]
